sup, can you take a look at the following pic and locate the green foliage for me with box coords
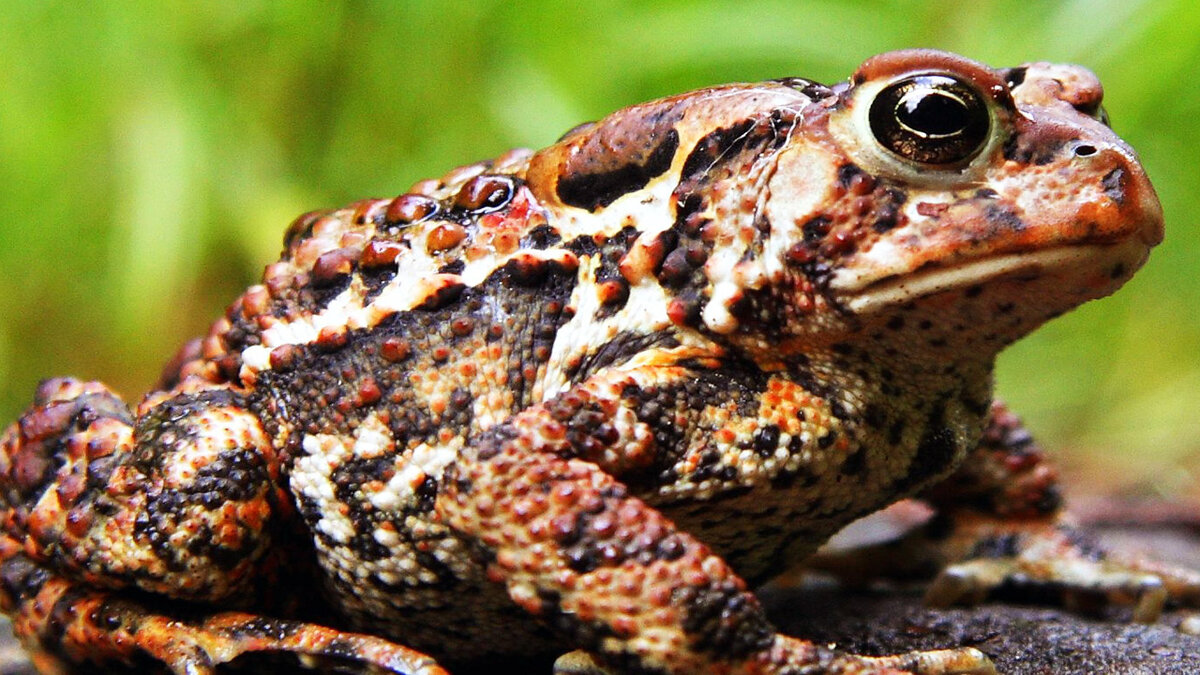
[1,0,1196,491]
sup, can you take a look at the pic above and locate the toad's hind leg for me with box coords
[921,402,1200,619]
[0,377,445,673]
[814,402,1200,621]
[0,548,446,674]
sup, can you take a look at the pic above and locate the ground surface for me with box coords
[763,502,1200,675]
[2,500,1196,674]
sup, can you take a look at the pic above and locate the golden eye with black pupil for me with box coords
[868,74,990,165]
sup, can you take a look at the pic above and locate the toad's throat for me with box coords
[835,239,1152,316]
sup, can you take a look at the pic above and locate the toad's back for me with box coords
[0,50,1162,674]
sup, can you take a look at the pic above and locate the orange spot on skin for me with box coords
[429,397,447,416]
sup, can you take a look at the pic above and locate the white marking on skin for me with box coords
[762,143,835,277]
[293,433,356,545]
[241,345,271,371]
[551,168,681,244]
[352,414,393,459]
[238,86,813,381]
[373,527,400,548]
[239,243,564,377]
[160,408,267,486]
[699,115,803,335]
[370,438,464,512]
[538,254,605,401]
[538,266,681,402]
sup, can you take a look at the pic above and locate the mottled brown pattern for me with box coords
[0,50,1179,675]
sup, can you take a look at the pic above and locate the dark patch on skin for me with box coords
[307,273,355,313]
[559,504,689,576]
[1002,133,1064,166]
[0,553,51,606]
[540,392,625,467]
[769,461,818,490]
[590,226,641,284]
[679,119,757,182]
[752,424,780,457]
[189,449,269,505]
[562,234,601,258]
[677,581,776,659]
[618,362,770,490]
[618,382,686,489]
[535,589,625,665]
[134,448,272,574]
[828,398,851,420]
[1102,167,1126,206]
[984,202,1026,232]
[894,401,960,494]
[786,366,838,408]
[802,215,832,244]
[872,188,907,234]
[566,331,680,385]
[362,266,398,302]
[772,76,834,101]
[841,448,867,475]
[522,224,562,249]
[863,403,886,430]
[330,457,395,561]
[691,360,772,418]
[557,129,680,211]
[836,163,867,190]
[668,290,705,328]
[1002,66,1027,89]
[413,281,467,311]
[960,392,992,419]
[438,260,466,275]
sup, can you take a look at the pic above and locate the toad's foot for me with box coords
[1,551,446,675]
[554,642,996,675]
[924,519,1200,623]
[917,404,1200,622]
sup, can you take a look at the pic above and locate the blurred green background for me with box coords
[1,0,1197,496]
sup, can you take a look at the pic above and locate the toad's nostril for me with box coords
[1073,144,1098,157]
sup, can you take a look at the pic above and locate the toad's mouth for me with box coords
[833,238,1153,316]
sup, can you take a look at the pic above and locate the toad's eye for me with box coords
[868,74,989,165]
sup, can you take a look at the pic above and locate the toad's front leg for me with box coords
[436,365,992,674]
